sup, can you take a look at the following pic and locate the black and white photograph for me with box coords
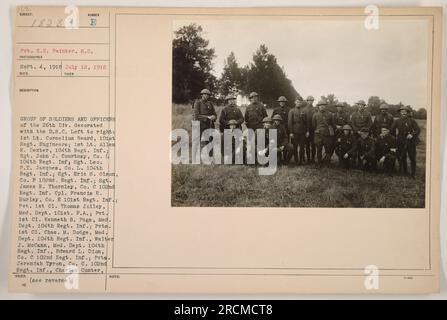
[171,18,430,208]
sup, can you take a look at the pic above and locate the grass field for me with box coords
[171,103,426,208]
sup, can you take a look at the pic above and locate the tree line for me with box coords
[172,23,427,119]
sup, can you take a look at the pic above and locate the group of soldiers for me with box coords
[193,88,421,178]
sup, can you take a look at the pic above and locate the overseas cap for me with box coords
[227,119,238,126]
[379,103,389,110]
[306,96,314,101]
[225,94,236,101]
[262,117,273,123]
[342,124,352,131]
[277,96,288,102]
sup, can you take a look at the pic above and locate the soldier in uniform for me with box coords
[257,117,274,160]
[244,92,268,130]
[390,105,421,178]
[219,94,244,132]
[351,100,372,135]
[272,114,292,165]
[334,102,350,136]
[376,126,397,176]
[372,103,394,138]
[305,96,316,163]
[312,100,336,167]
[288,95,310,165]
[335,124,357,169]
[222,119,245,164]
[193,89,217,148]
[357,127,377,172]
[272,96,291,133]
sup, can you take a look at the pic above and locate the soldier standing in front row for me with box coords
[376,126,397,176]
[335,124,357,170]
[272,96,291,134]
[312,100,336,167]
[193,89,217,147]
[372,103,394,138]
[288,95,309,165]
[357,127,376,172]
[244,92,268,130]
[304,96,316,163]
[390,105,421,179]
[219,94,244,132]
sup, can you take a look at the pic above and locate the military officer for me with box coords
[272,96,291,133]
[335,125,357,169]
[219,94,244,132]
[390,105,421,178]
[244,92,268,130]
[376,126,397,176]
[350,100,372,134]
[312,100,336,167]
[372,103,394,138]
[305,95,316,163]
[288,95,310,165]
[356,127,376,172]
[334,102,350,135]
[193,89,217,148]
[272,114,292,165]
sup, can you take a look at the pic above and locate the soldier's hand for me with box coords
[407,134,413,139]
[343,153,349,159]
[380,156,385,164]
[305,132,310,138]
[280,146,284,151]
[289,133,294,138]
[209,115,216,121]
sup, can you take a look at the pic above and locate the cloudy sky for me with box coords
[174,18,430,108]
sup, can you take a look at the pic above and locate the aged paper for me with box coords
[9,6,442,293]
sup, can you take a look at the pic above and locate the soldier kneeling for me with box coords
[272,114,293,165]
[376,126,397,176]
[335,125,357,170]
[357,127,377,172]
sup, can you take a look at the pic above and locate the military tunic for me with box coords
[334,111,350,127]
[219,104,244,132]
[335,133,357,169]
[351,110,373,133]
[390,117,420,176]
[372,112,394,137]
[376,134,397,175]
[244,102,267,130]
[312,111,336,166]
[272,106,291,131]
[288,106,310,164]
[357,136,376,171]
[193,99,217,134]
